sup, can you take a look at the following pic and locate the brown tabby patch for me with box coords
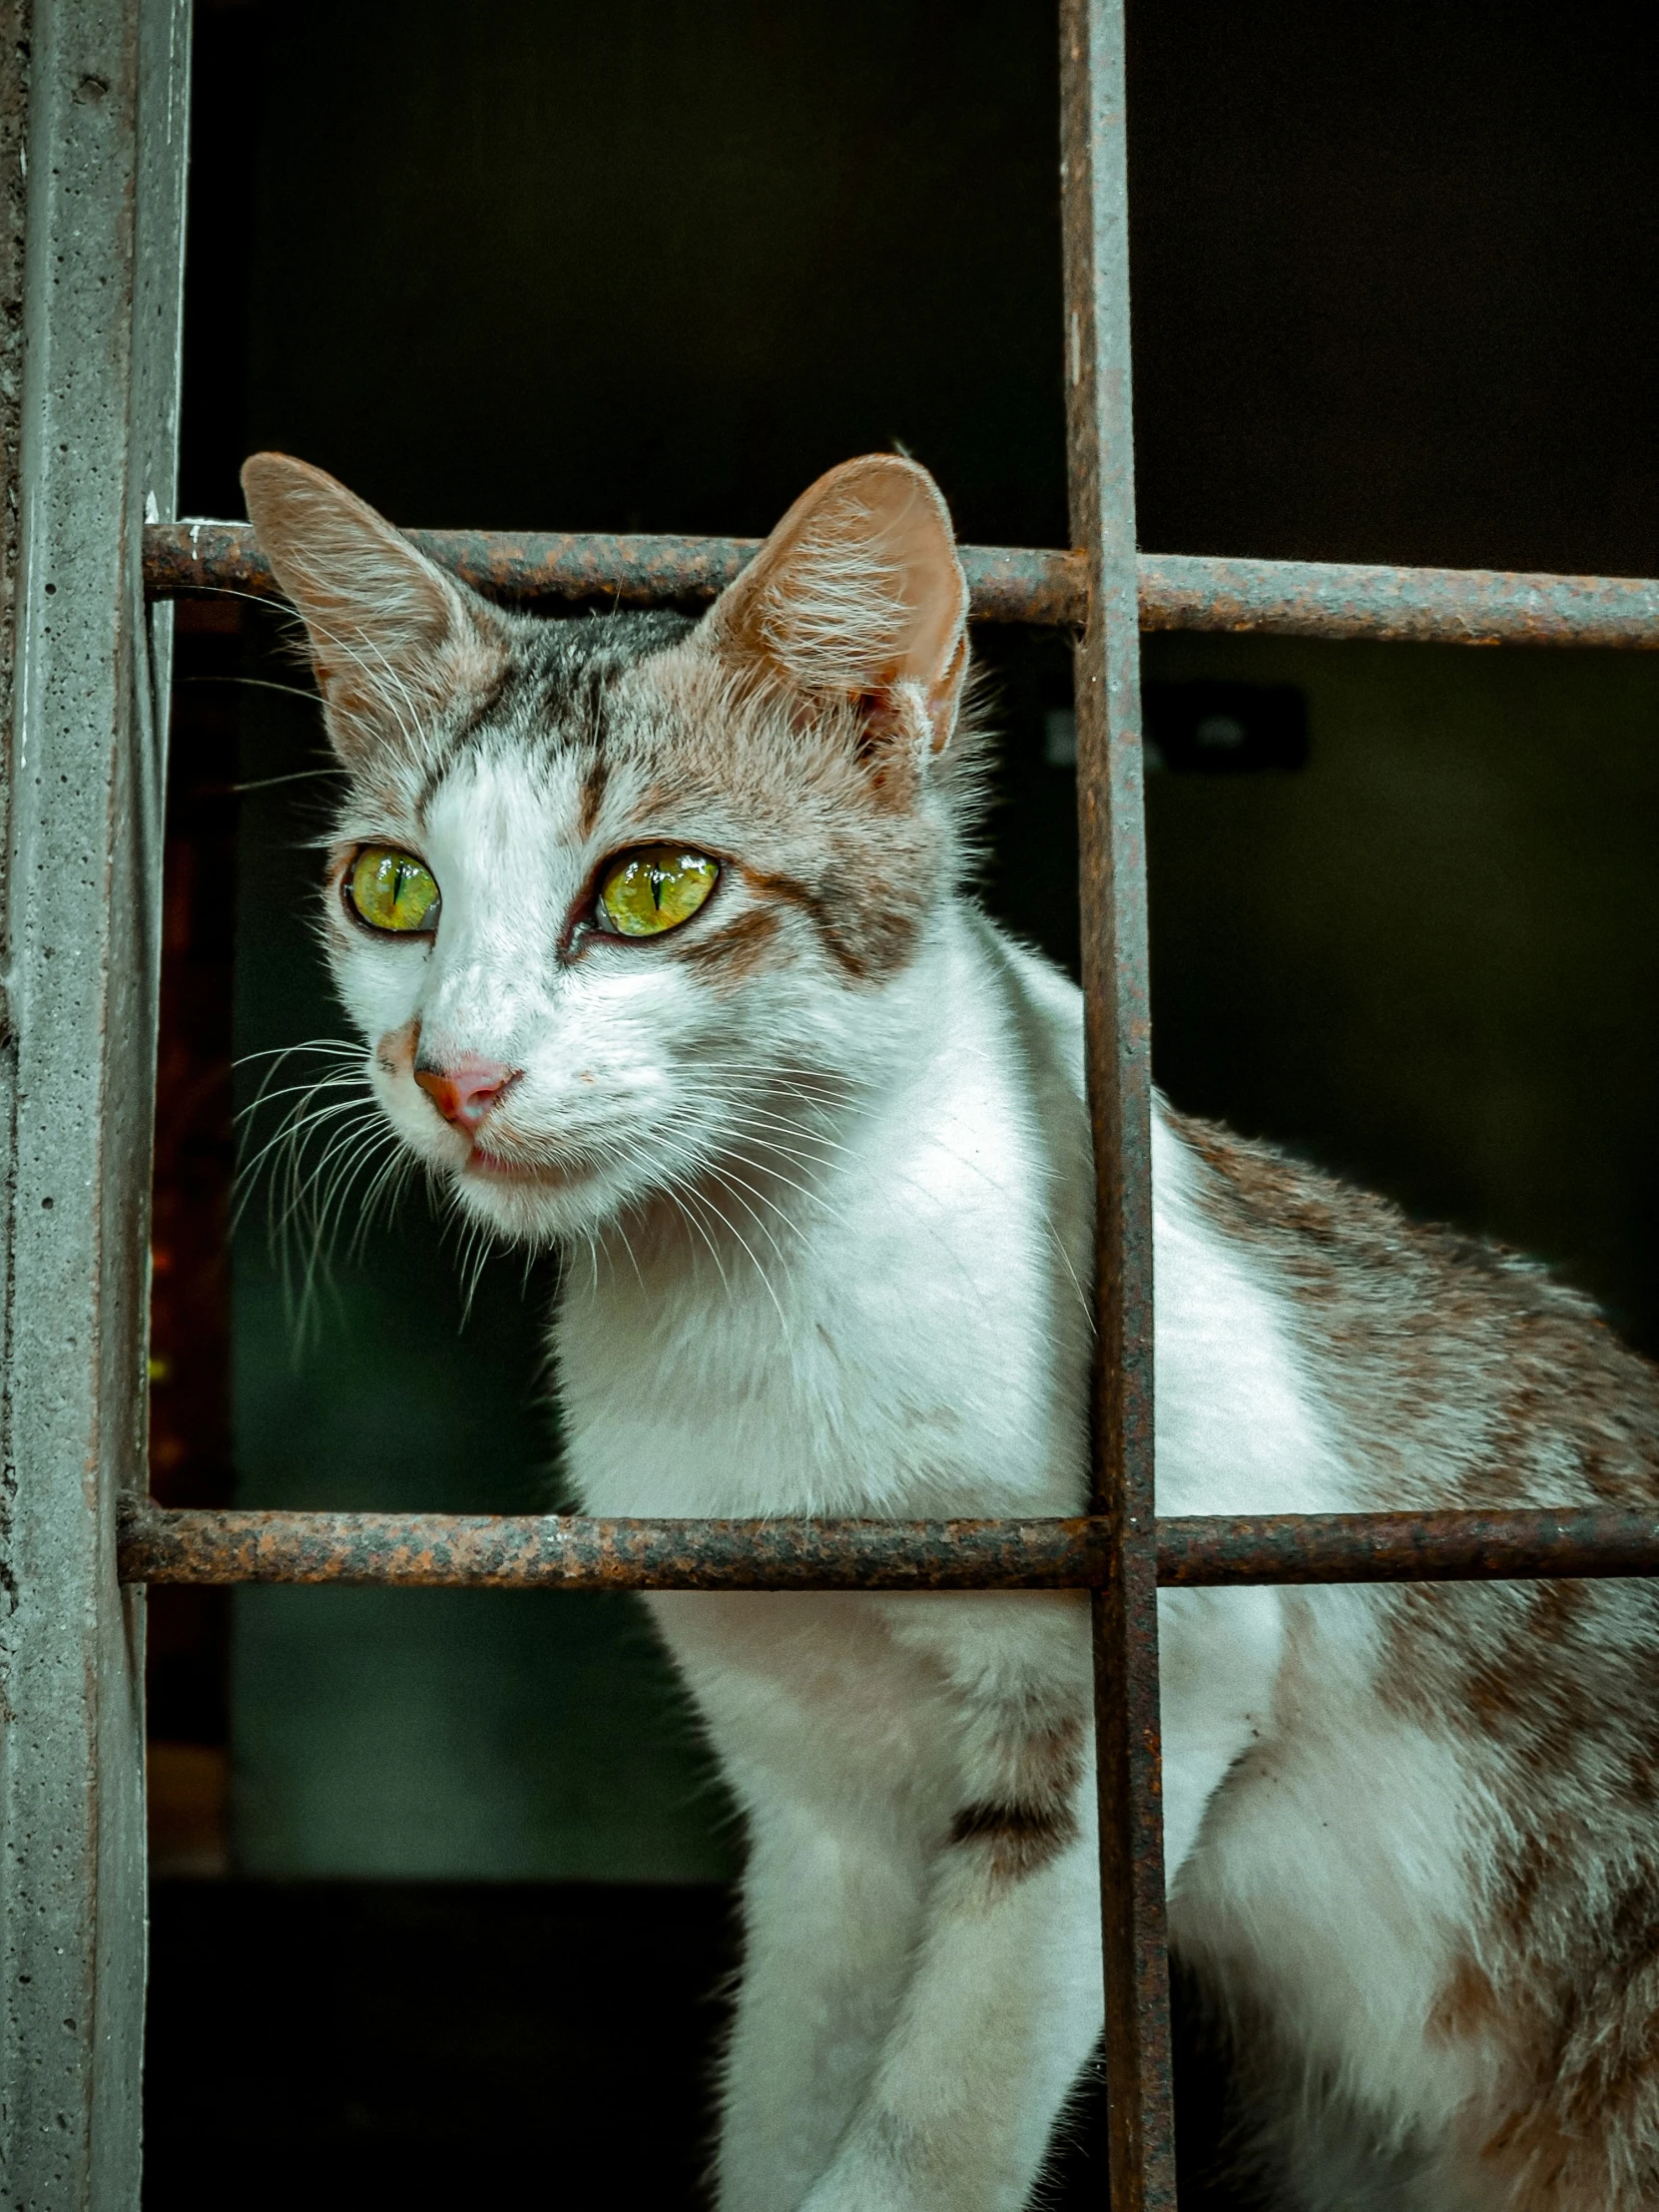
[673,905,783,984]
[581,637,973,989]
[948,1717,1085,1888]
[1427,1951,1499,2045]
[575,749,609,838]
[1174,1108,1659,2207]
[948,1798,1079,1886]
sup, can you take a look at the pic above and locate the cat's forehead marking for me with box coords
[347,595,975,993]
[575,749,609,840]
[411,607,695,827]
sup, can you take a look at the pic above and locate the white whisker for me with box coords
[691,1172,791,1341]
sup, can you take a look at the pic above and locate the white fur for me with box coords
[322,743,1498,2208]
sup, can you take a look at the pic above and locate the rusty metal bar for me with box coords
[118,1500,1659,1592]
[142,520,1081,624]
[1135,553,1659,649]
[141,520,1659,648]
[1060,2,1176,2205]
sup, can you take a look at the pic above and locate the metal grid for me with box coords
[3,0,1658,2205]
[129,4,1659,2205]
[142,520,1659,647]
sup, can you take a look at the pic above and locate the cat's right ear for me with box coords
[700,454,970,760]
[241,453,503,773]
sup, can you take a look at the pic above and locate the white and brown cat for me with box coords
[243,446,1659,2211]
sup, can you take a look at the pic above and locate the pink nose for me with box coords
[414,1057,517,1131]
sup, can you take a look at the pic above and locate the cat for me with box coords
[242,446,1659,2211]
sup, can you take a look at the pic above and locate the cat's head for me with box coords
[243,450,984,1247]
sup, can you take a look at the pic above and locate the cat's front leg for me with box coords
[797,1721,1102,2212]
[717,1797,930,2212]
[789,1595,1102,2212]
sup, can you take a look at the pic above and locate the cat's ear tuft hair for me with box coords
[703,455,970,757]
[241,453,503,773]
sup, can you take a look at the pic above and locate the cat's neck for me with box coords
[554,903,1355,1527]
[596,907,969,1271]
[556,904,1089,1519]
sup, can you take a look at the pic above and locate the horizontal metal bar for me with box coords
[1137,553,1659,650]
[143,522,1659,648]
[118,1499,1659,1590]
[145,521,1079,625]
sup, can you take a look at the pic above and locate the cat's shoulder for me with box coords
[956,906,1085,1066]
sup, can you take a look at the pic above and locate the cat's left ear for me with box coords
[701,454,970,757]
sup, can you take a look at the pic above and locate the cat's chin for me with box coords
[465,1146,586,1187]
[447,1145,630,1246]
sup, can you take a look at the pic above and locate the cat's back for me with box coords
[1168,1104,1659,1515]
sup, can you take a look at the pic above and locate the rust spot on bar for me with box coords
[115,1501,1659,1591]
[142,525,1659,648]
[1158,1506,1659,1585]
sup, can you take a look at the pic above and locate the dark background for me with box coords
[146,2,1659,2205]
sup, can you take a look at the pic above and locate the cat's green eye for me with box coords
[598,845,719,939]
[347,845,441,934]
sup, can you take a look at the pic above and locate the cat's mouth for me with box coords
[463,1143,593,1189]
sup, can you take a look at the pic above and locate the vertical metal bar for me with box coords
[0,0,191,2201]
[1059,2,1178,2204]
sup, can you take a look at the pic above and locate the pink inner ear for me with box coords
[852,470,968,693]
[705,454,969,750]
[242,453,458,658]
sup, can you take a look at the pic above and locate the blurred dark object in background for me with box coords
[1145,683,1310,777]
